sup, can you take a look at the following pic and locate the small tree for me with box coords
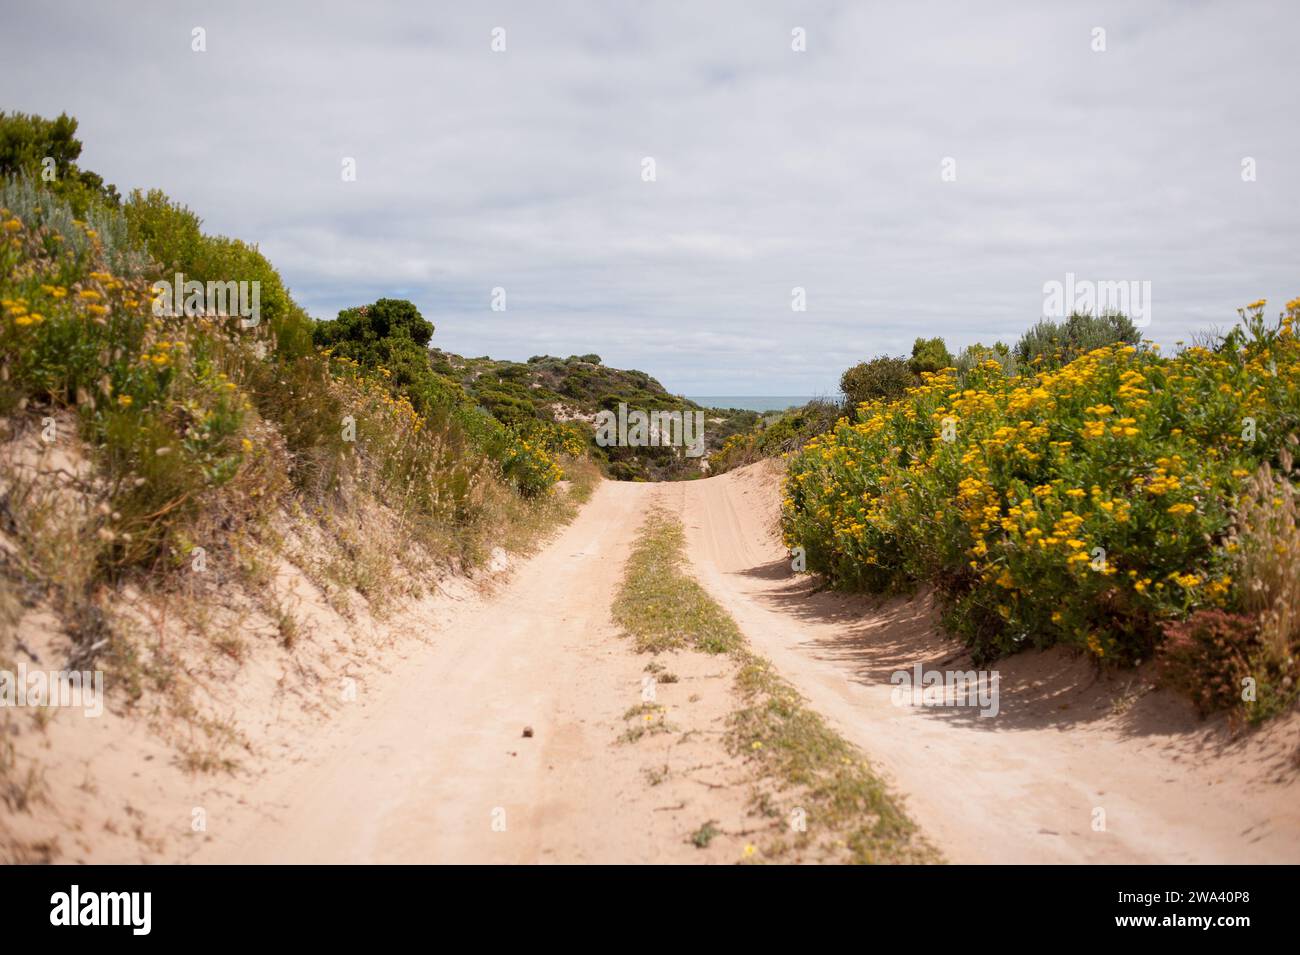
[314,299,457,413]
[0,110,120,213]
[908,337,953,376]
[317,297,434,350]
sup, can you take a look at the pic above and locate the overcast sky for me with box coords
[3,1,1298,393]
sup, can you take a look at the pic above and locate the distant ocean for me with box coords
[687,396,824,413]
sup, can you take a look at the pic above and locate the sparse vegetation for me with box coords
[612,513,741,654]
[613,511,937,863]
[728,654,936,864]
[689,819,721,848]
[619,702,674,742]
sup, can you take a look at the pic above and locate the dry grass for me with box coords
[1233,445,1300,719]
[1238,448,1300,657]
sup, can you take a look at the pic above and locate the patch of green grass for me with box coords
[729,656,938,864]
[612,513,742,655]
[613,511,940,864]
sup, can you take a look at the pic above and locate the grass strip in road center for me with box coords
[613,511,940,864]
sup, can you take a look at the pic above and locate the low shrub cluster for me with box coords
[838,314,1139,414]
[782,300,1300,706]
[0,186,272,572]
[1015,311,1143,370]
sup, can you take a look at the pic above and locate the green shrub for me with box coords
[954,341,1018,381]
[840,356,914,407]
[123,189,316,361]
[908,337,952,376]
[1015,311,1141,370]
[316,296,433,350]
[499,430,564,497]
[313,298,467,416]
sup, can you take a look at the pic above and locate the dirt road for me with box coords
[185,464,1298,864]
[665,461,1300,864]
[189,480,757,863]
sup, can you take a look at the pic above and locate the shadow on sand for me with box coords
[732,558,1298,777]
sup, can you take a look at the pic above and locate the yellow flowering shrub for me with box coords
[1,198,263,566]
[498,419,586,496]
[500,431,565,497]
[783,301,1300,663]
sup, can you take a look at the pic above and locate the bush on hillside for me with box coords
[314,298,465,414]
[123,188,316,361]
[118,187,356,493]
[2,110,578,614]
[316,296,433,350]
[0,189,274,572]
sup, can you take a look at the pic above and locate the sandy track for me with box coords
[190,480,756,864]
[664,461,1300,864]
[178,463,1299,864]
